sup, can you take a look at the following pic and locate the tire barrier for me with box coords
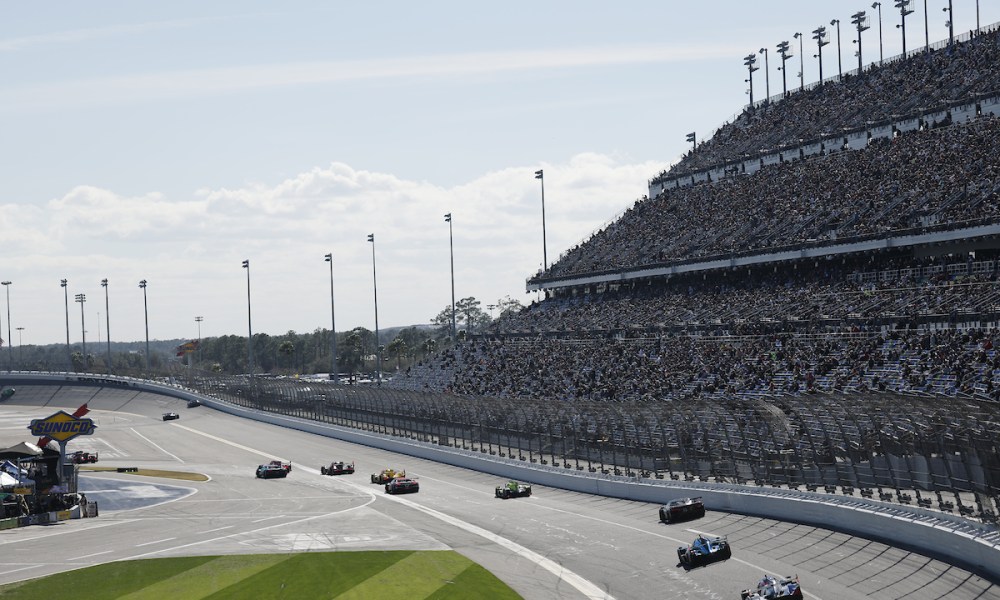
[116,467,139,473]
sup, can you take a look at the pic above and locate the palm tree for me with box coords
[387,338,407,370]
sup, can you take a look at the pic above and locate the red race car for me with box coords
[71,451,99,464]
[268,460,292,473]
[320,461,355,476]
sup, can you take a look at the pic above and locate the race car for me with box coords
[268,460,292,472]
[0,388,14,399]
[740,574,803,599]
[495,480,532,499]
[677,534,731,569]
[256,464,289,479]
[371,468,405,484]
[320,461,355,475]
[659,496,706,523]
[187,399,202,408]
[385,477,419,494]
[70,451,99,464]
[162,412,180,421]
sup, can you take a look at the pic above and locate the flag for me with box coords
[686,132,696,143]
[367,233,374,242]
[534,169,543,179]
[444,213,451,222]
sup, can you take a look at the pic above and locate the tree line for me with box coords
[2,296,524,377]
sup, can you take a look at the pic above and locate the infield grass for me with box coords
[0,550,522,600]
[78,466,210,482]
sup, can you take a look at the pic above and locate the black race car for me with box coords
[659,497,705,523]
[162,412,180,421]
[321,461,355,475]
[385,477,419,494]
[187,399,202,408]
[677,534,731,569]
[495,481,532,499]
[256,464,288,479]
[741,575,803,599]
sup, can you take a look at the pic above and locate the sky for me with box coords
[0,1,992,347]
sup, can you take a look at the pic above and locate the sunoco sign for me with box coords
[28,411,97,443]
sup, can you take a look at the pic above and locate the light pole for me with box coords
[924,0,929,51]
[61,279,70,371]
[759,47,770,103]
[793,32,805,91]
[367,234,381,384]
[534,170,548,272]
[831,19,843,81]
[743,53,758,106]
[101,278,112,373]
[872,2,884,65]
[324,253,338,380]
[1,281,11,371]
[195,316,203,366]
[942,1,953,46]
[777,40,792,97]
[75,293,87,371]
[813,26,830,84]
[444,214,457,343]
[852,11,870,73]
[139,280,149,374]
[242,260,253,376]
[895,0,914,56]
[15,327,24,368]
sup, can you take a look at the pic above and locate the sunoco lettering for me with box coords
[31,422,94,434]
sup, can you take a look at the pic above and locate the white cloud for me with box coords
[0,43,747,112]
[9,154,664,346]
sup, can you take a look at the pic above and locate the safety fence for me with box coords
[185,372,1000,525]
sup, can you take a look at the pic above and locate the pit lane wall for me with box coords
[4,373,999,584]
[0,510,73,530]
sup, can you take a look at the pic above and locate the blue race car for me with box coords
[676,534,731,569]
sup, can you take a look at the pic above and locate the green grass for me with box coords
[0,551,522,600]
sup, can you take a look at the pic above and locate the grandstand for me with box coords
[385,22,1000,524]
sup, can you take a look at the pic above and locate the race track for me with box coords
[1,385,998,599]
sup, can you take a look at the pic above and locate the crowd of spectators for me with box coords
[391,251,1000,404]
[392,325,1000,404]
[506,255,1000,335]
[659,25,1000,179]
[544,116,1000,280]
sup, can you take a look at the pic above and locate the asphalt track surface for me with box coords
[2,386,999,599]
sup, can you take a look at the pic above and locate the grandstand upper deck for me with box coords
[531,115,1000,287]
[652,23,1000,188]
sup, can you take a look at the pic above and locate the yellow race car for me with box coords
[371,468,405,484]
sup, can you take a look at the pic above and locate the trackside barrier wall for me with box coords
[4,374,999,583]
